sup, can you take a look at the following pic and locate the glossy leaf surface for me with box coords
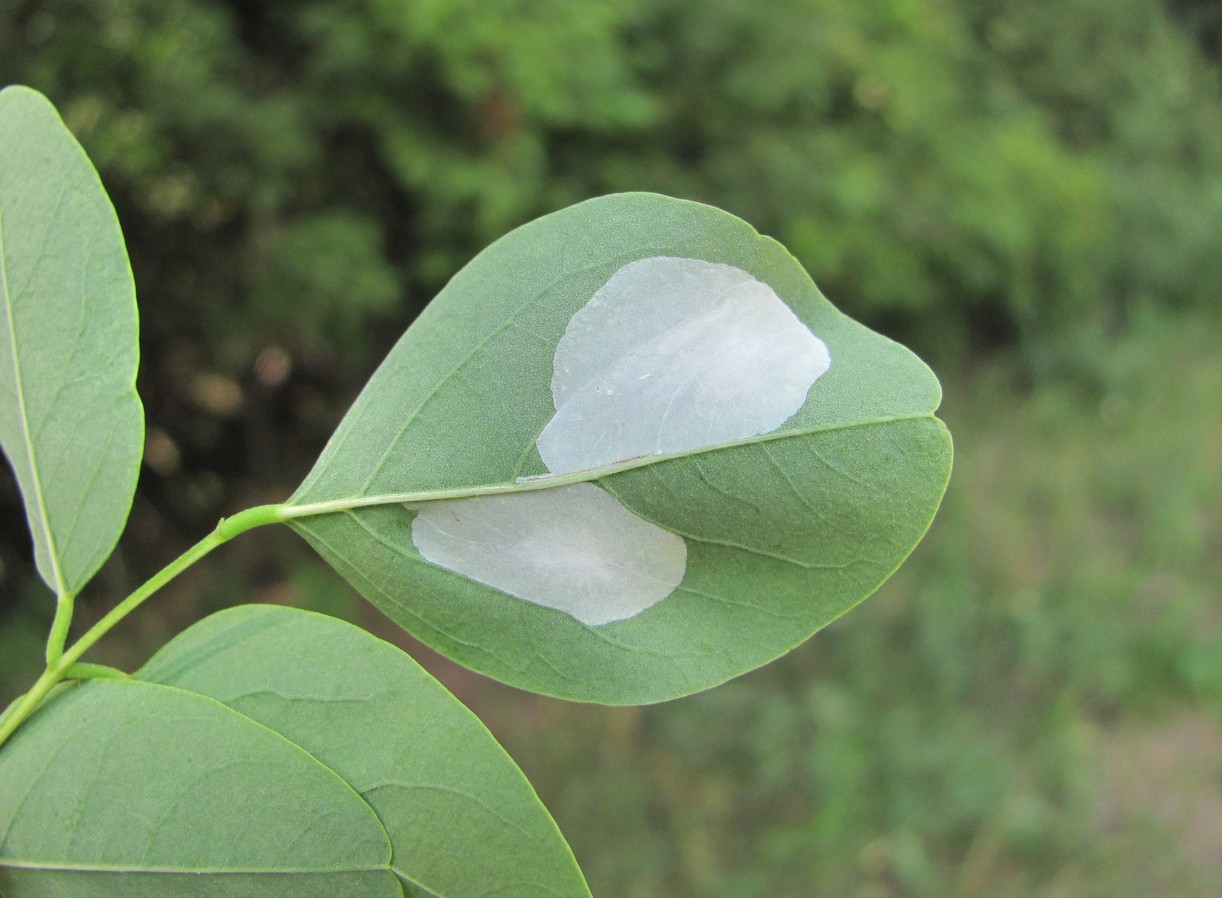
[0,86,142,598]
[291,193,952,703]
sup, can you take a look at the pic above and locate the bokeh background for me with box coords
[2,1,1221,894]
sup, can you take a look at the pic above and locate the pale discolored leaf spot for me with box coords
[413,256,829,626]
[539,256,830,474]
[412,483,687,625]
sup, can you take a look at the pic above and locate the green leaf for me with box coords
[137,604,591,898]
[289,192,952,703]
[0,678,397,897]
[0,605,590,898]
[0,86,143,598]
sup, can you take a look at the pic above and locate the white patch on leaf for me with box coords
[412,255,830,625]
[411,484,686,626]
[537,256,830,474]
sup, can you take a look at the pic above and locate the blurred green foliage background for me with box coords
[2,0,1220,894]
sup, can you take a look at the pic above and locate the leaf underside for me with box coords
[290,193,953,703]
[0,605,591,898]
[0,86,142,598]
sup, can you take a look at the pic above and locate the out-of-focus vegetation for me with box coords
[495,312,1222,896]
[1,0,1219,894]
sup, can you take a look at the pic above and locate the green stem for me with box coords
[0,671,60,750]
[44,592,74,663]
[0,503,287,752]
[65,662,130,680]
[0,692,25,733]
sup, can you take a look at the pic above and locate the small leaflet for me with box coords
[411,484,687,626]
[413,255,830,625]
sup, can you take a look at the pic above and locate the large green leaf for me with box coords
[0,605,590,898]
[289,193,952,703]
[137,604,591,898]
[0,86,143,598]
[0,678,397,897]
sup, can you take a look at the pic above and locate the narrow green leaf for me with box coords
[290,193,952,703]
[0,86,143,598]
[137,604,592,898]
[0,679,398,898]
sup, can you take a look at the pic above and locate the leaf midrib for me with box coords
[1,859,446,898]
[0,193,69,598]
[0,858,391,874]
[284,410,939,520]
